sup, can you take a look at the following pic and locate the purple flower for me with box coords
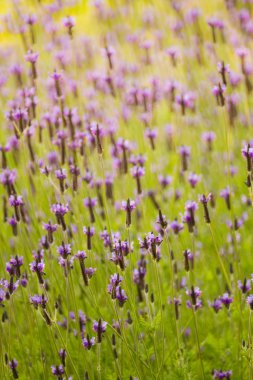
[24,14,37,25]
[83,197,97,223]
[246,294,253,310]
[9,359,18,379]
[82,335,96,350]
[108,273,122,297]
[6,256,23,277]
[209,299,222,313]
[75,250,87,260]
[57,243,71,259]
[62,16,75,29]
[121,199,136,226]
[0,288,6,303]
[42,222,58,232]
[116,286,128,307]
[0,169,16,186]
[9,358,18,369]
[9,195,23,207]
[55,169,67,180]
[188,173,201,188]
[238,279,251,294]
[133,265,146,286]
[158,175,172,188]
[130,165,145,178]
[93,319,107,342]
[51,364,65,376]
[220,293,233,309]
[83,226,95,235]
[93,319,107,333]
[29,260,45,273]
[30,294,47,309]
[43,221,58,243]
[85,267,96,279]
[51,203,69,217]
[169,219,184,235]
[183,249,193,271]
[212,369,232,379]
[51,203,69,230]
[212,83,226,106]
[179,145,191,171]
[220,186,231,210]
[121,199,136,211]
[186,286,202,311]
[25,50,39,63]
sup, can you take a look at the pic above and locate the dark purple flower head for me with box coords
[9,358,18,370]
[179,145,191,157]
[75,250,87,260]
[185,201,198,212]
[29,260,45,273]
[212,83,226,106]
[51,203,69,217]
[212,369,232,379]
[121,199,136,211]
[55,168,67,180]
[158,175,172,187]
[198,193,212,204]
[108,273,122,293]
[83,226,95,236]
[92,318,107,343]
[0,288,6,303]
[82,335,95,350]
[238,279,251,294]
[208,298,223,313]
[130,165,145,178]
[116,286,128,307]
[0,169,16,186]
[6,256,23,277]
[186,299,203,311]
[100,228,111,248]
[51,364,65,376]
[8,216,18,227]
[51,70,62,81]
[129,154,146,167]
[122,199,136,226]
[93,319,107,333]
[58,348,66,366]
[9,359,18,379]
[188,173,201,188]
[186,286,202,310]
[220,293,233,309]
[85,267,96,279]
[246,294,253,310]
[9,195,23,207]
[57,243,71,259]
[43,221,58,232]
[83,197,97,207]
[108,273,122,295]
[133,264,146,286]
[30,294,47,309]
[186,286,202,298]
[169,219,184,234]
[220,186,231,200]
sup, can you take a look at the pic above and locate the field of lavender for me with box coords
[1,0,253,379]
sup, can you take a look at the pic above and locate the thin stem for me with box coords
[192,309,205,380]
